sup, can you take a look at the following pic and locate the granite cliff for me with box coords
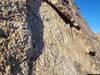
[0,0,100,75]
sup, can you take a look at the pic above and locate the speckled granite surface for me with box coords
[0,0,100,75]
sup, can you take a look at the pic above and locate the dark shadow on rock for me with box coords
[3,0,44,75]
[26,0,44,75]
[44,0,81,30]
[6,54,23,75]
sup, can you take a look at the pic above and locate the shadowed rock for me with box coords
[0,28,8,38]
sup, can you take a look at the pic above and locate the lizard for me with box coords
[43,0,81,30]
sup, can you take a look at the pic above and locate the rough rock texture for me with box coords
[96,33,100,41]
[0,0,33,75]
[0,0,100,75]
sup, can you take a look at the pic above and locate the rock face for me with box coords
[96,33,100,41]
[0,0,100,75]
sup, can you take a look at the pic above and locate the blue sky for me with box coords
[75,0,100,32]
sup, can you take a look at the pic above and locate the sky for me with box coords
[75,0,100,32]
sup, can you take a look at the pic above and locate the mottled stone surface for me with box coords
[0,0,100,75]
[96,33,100,41]
[0,0,32,75]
